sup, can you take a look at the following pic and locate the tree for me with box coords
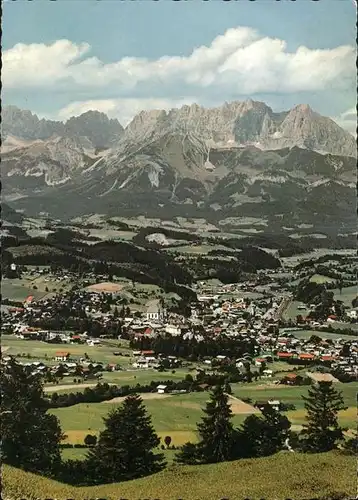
[1,359,64,475]
[174,442,199,465]
[84,434,97,447]
[340,343,351,358]
[237,406,291,458]
[223,381,232,395]
[175,385,235,465]
[300,381,347,453]
[86,394,165,483]
[342,432,358,455]
[164,436,172,448]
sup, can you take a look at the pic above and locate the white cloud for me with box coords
[333,107,357,136]
[57,97,199,126]
[3,40,90,87]
[3,27,355,95]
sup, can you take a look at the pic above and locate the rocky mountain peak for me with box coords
[1,105,124,149]
[65,111,124,149]
[123,100,356,157]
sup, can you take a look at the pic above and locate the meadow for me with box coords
[333,285,357,307]
[309,274,336,284]
[2,279,49,302]
[1,273,73,302]
[2,335,198,391]
[233,381,358,429]
[50,381,358,449]
[292,329,357,340]
[1,335,136,368]
[280,300,307,320]
[3,452,356,500]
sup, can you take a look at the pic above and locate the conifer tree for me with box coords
[175,385,235,464]
[1,359,64,475]
[86,394,165,483]
[238,405,291,458]
[342,431,357,455]
[300,381,347,452]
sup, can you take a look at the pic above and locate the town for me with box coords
[2,0,357,494]
[2,253,357,392]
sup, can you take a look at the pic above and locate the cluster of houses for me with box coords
[1,351,117,379]
[2,267,357,382]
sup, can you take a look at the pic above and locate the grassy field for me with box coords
[51,392,209,443]
[61,447,89,460]
[232,382,357,428]
[3,452,356,500]
[50,382,358,449]
[292,329,357,340]
[1,335,135,367]
[101,368,193,385]
[333,286,357,307]
[86,228,136,241]
[327,321,358,332]
[1,273,74,302]
[1,279,49,302]
[309,274,336,284]
[51,391,255,447]
[283,300,309,319]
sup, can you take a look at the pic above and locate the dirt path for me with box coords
[44,383,116,393]
[228,395,260,414]
[248,383,291,390]
[102,393,171,403]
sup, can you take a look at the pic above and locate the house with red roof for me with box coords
[277,352,292,359]
[298,353,315,362]
[54,351,70,362]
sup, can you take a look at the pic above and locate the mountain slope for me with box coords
[1,106,124,149]
[123,100,356,157]
[1,101,356,233]
[3,453,355,500]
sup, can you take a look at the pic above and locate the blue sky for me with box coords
[2,0,356,131]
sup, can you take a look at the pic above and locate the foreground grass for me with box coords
[3,452,355,500]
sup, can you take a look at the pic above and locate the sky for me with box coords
[2,0,357,132]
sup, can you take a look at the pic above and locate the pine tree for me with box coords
[300,381,347,452]
[175,442,200,465]
[237,406,291,458]
[175,385,235,464]
[1,359,64,475]
[342,431,358,455]
[86,394,165,483]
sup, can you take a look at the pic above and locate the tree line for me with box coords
[1,359,355,489]
[129,334,258,360]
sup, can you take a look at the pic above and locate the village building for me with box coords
[54,351,70,362]
[146,301,167,322]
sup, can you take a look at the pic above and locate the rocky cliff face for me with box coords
[1,100,356,229]
[65,111,124,149]
[1,106,124,149]
[1,135,97,192]
[124,100,356,157]
[2,106,65,141]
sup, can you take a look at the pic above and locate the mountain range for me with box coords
[1,100,356,234]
